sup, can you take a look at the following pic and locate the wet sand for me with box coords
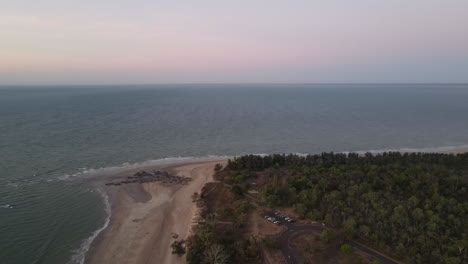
[83,148,468,264]
[85,160,225,264]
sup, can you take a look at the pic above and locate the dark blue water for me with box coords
[1,84,468,264]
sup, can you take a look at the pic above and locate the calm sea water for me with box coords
[1,84,468,264]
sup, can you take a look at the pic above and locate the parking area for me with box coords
[263,211,296,225]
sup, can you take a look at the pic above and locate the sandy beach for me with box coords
[85,160,225,264]
[442,147,468,154]
[83,148,468,264]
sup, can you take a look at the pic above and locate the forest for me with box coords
[180,181,262,264]
[221,152,468,264]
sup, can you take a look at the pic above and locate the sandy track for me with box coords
[85,160,224,264]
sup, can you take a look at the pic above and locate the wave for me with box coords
[56,155,231,182]
[62,144,468,264]
[56,145,468,182]
[6,183,19,188]
[64,155,229,264]
[342,144,468,155]
[0,204,13,209]
[68,189,111,264]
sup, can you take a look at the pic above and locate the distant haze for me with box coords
[1,0,468,85]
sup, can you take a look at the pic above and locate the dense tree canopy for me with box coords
[184,182,261,264]
[225,152,468,264]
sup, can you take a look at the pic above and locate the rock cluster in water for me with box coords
[105,170,192,187]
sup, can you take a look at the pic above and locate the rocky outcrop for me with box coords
[105,169,192,187]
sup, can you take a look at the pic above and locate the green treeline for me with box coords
[226,152,468,264]
[185,183,261,264]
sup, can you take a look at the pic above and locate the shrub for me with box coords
[340,244,353,255]
[231,185,244,196]
[170,239,186,256]
[191,192,199,202]
[214,163,223,171]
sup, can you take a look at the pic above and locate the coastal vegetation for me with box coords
[217,152,468,264]
[184,181,262,264]
[170,239,186,256]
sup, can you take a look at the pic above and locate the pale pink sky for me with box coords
[1,0,468,84]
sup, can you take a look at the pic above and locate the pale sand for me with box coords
[84,149,467,264]
[441,147,468,154]
[85,160,225,264]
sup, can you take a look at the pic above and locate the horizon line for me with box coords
[1,82,468,87]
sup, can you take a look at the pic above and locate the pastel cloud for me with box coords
[1,0,467,84]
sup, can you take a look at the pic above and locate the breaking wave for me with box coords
[342,144,468,155]
[62,145,468,264]
[56,155,231,182]
[56,145,468,182]
[68,189,111,264]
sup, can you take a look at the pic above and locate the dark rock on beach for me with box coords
[105,169,192,187]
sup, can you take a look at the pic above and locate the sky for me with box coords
[1,0,468,85]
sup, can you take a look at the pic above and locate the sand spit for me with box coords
[85,160,225,264]
[83,147,468,264]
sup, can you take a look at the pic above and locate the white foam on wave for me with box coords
[341,144,468,155]
[55,144,468,182]
[56,155,231,182]
[227,144,468,158]
[25,145,468,185]
[225,144,468,158]
[61,145,468,263]
[0,204,13,209]
[63,155,229,264]
[68,189,111,264]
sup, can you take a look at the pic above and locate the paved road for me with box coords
[267,216,401,264]
[248,190,401,264]
[279,225,324,264]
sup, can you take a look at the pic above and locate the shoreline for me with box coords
[440,147,468,154]
[84,160,226,264]
[80,146,468,264]
[349,145,468,155]
[64,143,468,182]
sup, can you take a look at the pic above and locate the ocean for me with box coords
[1,84,468,264]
